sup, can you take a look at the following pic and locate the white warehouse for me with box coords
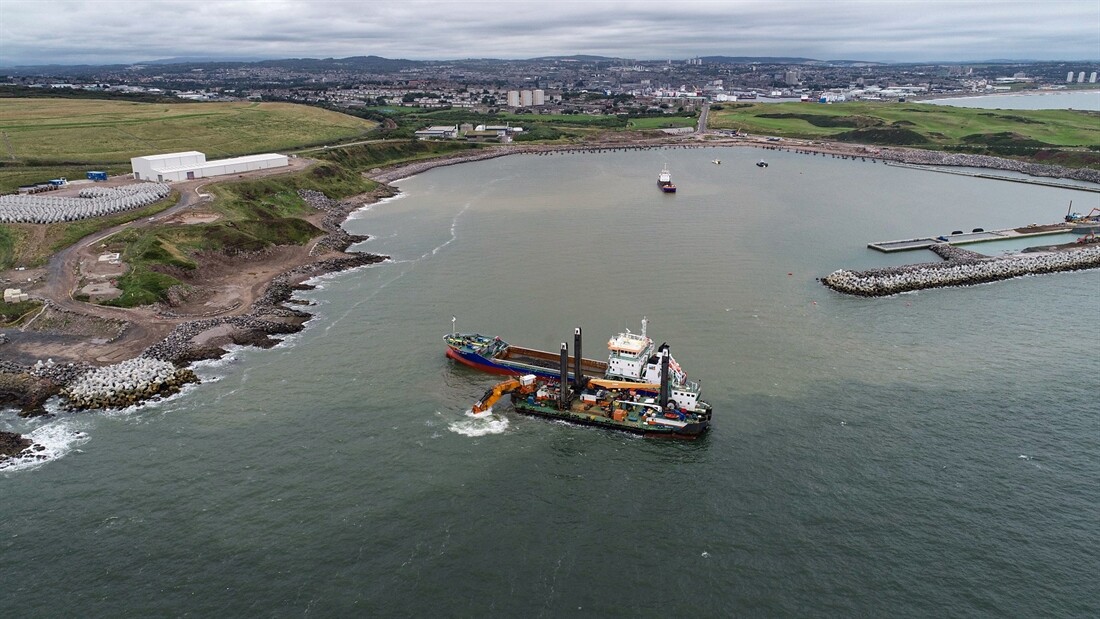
[131,151,289,182]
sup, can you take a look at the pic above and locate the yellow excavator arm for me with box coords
[472,375,537,413]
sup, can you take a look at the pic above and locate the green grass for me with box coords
[0,165,132,195]
[626,116,697,129]
[710,102,1100,164]
[96,160,381,307]
[105,266,185,308]
[0,225,22,267]
[314,139,475,169]
[0,299,42,326]
[0,99,378,164]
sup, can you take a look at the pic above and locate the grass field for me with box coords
[0,164,132,195]
[626,116,697,129]
[0,99,378,164]
[709,101,1100,149]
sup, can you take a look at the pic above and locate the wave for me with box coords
[448,408,509,437]
[346,191,406,219]
[0,417,91,473]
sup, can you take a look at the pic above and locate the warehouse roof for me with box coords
[152,153,287,174]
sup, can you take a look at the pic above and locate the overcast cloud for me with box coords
[2,0,1098,67]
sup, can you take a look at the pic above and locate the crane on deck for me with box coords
[471,375,538,413]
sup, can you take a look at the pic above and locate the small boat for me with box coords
[657,165,677,192]
[712,159,721,165]
[756,160,769,168]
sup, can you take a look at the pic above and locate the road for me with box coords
[696,103,710,135]
[29,157,316,362]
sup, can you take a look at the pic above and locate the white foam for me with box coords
[271,331,303,349]
[347,191,406,219]
[302,259,389,288]
[0,418,90,473]
[188,343,248,379]
[447,408,509,437]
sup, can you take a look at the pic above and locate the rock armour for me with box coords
[822,246,1100,296]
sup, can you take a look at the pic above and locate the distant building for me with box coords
[131,151,288,182]
[413,125,459,140]
[465,130,512,144]
[1067,71,1075,82]
[520,90,533,106]
[1091,72,1098,84]
[533,89,545,106]
[1078,72,1086,83]
[506,90,520,107]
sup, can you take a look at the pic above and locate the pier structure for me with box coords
[882,162,1100,193]
[822,245,1100,297]
[869,223,1072,253]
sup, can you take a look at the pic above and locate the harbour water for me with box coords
[3,147,1099,616]
[920,89,1100,111]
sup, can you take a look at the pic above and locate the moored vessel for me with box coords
[657,165,677,192]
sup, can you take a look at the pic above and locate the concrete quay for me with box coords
[883,162,1100,193]
[869,223,1073,253]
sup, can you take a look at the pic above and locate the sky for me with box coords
[1,0,1098,67]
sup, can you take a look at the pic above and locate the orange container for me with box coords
[612,409,627,421]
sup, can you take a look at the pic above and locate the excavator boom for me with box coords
[472,375,537,413]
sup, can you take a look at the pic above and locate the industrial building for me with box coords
[413,125,459,140]
[131,151,289,182]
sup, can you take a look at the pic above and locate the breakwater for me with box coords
[822,245,1100,296]
[61,358,198,410]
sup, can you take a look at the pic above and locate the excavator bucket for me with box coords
[471,375,536,413]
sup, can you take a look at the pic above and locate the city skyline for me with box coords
[2,0,1099,68]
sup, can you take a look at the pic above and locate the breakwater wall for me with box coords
[61,358,198,410]
[822,245,1100,296]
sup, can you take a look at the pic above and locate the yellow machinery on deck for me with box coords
[472,375,538,413]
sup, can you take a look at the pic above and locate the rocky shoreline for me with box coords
[1,429,34,461]
[0,188,387,420]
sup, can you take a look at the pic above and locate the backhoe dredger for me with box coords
[465,333,712,439]
[472,375,537,413]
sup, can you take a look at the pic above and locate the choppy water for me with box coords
[3,147,1099,616]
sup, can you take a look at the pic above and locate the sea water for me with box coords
[2,147,1098,616]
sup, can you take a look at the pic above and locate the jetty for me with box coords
[883,162,1100,193]
[869,223,1071,253]
[824,244,1100,297]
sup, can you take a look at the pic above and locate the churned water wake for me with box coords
[448,408,509,437]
